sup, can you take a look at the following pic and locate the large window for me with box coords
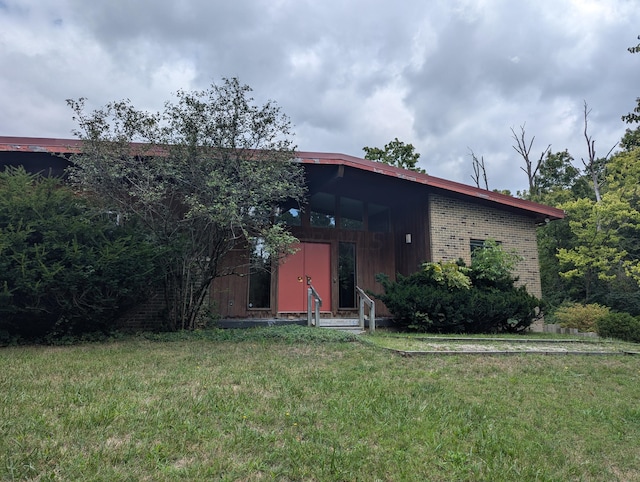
[368,203,390,232]
[339,197,364,230]
[305,193,389,232]
[310,192,336,228]
[338,242,357,309]
[248,238,271,309]
[278,207,302,226]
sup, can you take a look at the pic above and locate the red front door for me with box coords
[277,243,331,312]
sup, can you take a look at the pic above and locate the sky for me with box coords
[1,0,638,194]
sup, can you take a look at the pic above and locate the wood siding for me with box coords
[392,200,430,276]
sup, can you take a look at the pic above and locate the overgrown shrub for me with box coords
[552,302,610,332]
[469,239,522,290]
[596,311,640,342]
[0,167,162,341]
[375,250,541,334]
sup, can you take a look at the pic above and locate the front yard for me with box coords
[2,326,639,481]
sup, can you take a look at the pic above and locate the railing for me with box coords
[307,284,322,327]
[356,286,375,333]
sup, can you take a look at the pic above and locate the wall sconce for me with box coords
[405,233,412,244]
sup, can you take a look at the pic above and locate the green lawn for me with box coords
[2,326,639,481]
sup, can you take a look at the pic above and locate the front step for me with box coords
[316,318,364,333]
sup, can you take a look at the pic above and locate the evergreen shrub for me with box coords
[596,312,640,342]
[0,167,162,341]
[375,246,542,334]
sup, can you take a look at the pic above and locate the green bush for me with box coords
[0,167,162,340]
[552,302,610,332]
[596,312,640,342]
[375,253,541,333]
[374,242,541,333]
[470,239,522,290]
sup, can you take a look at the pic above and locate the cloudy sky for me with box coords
[1,0,638,193]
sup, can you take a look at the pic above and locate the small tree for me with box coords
[67,78,306,330]
[363,138,425,173]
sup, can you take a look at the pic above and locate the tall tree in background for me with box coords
[557,149,640,303]
[621,35,640,151]
[67,78,305,330]
[469,149,489,190]
[581,101,616,203]
[535,150,581,200]
[363,138,425,173]
[511,124,551,199]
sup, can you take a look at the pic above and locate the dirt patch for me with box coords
[370,336,639,355]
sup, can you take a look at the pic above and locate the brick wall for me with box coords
[428,192,542,298]
[116,291,167,332]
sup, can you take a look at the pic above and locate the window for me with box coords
[338,242,357,308]
[470,239,501,256]
[248,238,271,309]
[278,207,302,226]
[368,203,390,232]
[310,192,336,228]
[339,197,364,230]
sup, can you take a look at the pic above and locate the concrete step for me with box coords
[317,318,361,328]
[315,318,365,334]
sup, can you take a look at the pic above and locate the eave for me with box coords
[0,136,565,222]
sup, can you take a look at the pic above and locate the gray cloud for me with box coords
[0,0,638,194]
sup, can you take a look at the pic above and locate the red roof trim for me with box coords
[0,136,564,220]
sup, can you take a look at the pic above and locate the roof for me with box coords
[0,136,564,221]
[297,151,564,220]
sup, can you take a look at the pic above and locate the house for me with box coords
[0,136,564,329]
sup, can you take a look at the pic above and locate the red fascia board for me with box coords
[0,136,564,220]
[0,136,84,154]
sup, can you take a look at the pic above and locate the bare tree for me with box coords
[469,148,489,190]
[511,124,551,198]
[581,101,616,203]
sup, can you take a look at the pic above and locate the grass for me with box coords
[1,325,639,481]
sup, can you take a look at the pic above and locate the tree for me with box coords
[620,127,640,152]
[628,34,640,54]
[621,36,640,151]
[469,149,489,190]
[363,138,425,173]
[0,167,159,340]
[531,150,591,205]
[557,149,640,301]
[581,101,616,203]
[511,124,551,198]
[536,150,578,193]
[67,78,306,330]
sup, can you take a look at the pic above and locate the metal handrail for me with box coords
[307,284,322,327]
[356,286,375,333]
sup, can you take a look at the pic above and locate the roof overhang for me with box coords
[0,136,564,222]
[296,151,565,222]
